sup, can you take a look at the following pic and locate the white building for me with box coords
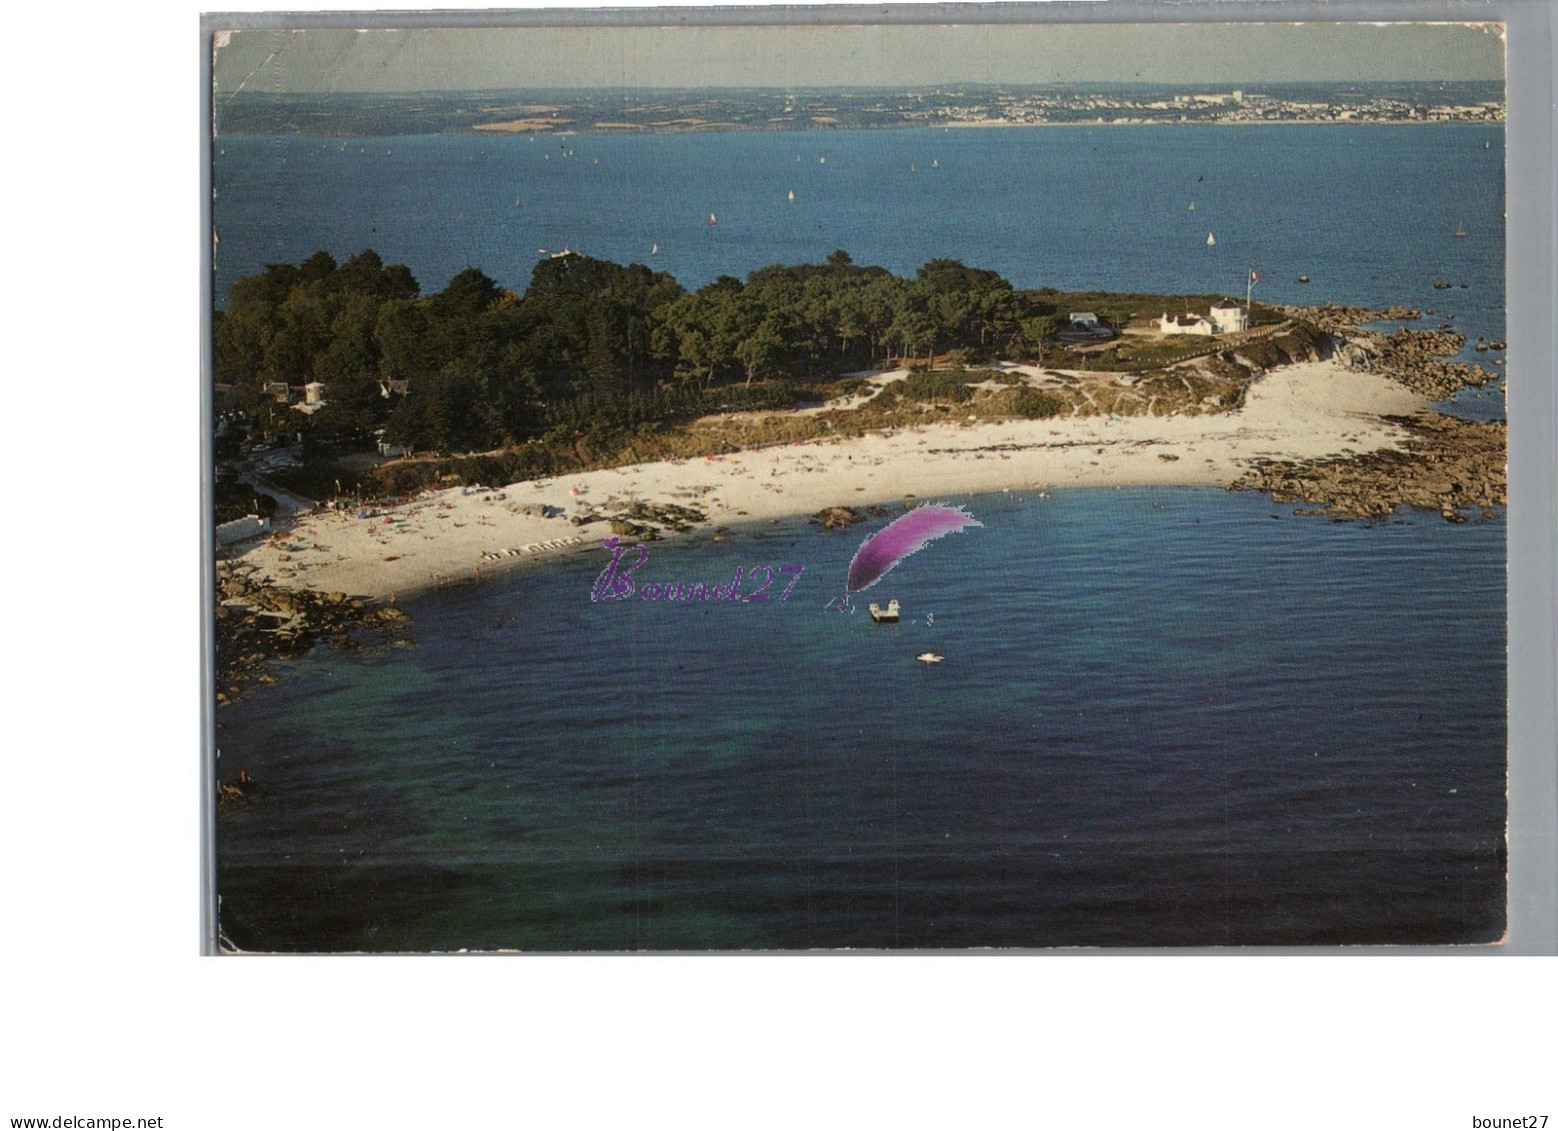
[292,381,328,415]
[1209,300,1248,333]
[1159,301,1248,336]
[1158,312,1215,336]
[1068,312,1100,327]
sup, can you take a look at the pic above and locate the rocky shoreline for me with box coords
[1277,302,1422,333]
[1276,302,1504,400]
[214,560,409,707]
[1334,328,1502,401]
[1229,306,1506,521]
[1228,412,1505,521]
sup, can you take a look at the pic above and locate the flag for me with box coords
[1249,269,1260,284]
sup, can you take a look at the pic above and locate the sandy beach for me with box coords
[229,359,1426,601]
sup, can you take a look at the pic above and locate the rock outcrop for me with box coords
[1229,413,1505,522]
[811,505,866,529]
[214,562,408,706]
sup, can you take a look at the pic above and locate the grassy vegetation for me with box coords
[1026,289,1287,330]
[217,247,1328,506]
[1055,337,1221,372]
[257,310,1319,504]
[274,349,1259,503]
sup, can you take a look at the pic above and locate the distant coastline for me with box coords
[214,81,1504,138]
[465,117,1502,136]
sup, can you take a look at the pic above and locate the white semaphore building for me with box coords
[1209,300,1248,332]
[1159,300,1248,336]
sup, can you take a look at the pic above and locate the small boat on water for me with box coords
[708,212,717,226]
[1455,223,1467,237]
[787,189,795,202]
[1187,202,1194,211]
[916,653,944,664]
[1206,232,1216,246]
[1298,275,1310,283]
[869,599,901,623]
[650,243,658,256]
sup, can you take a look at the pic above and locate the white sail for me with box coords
[1206,232,1216,246]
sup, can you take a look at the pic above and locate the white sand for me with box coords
[230,360,1425,601]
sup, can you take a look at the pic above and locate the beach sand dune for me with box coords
[230,360,1425,601]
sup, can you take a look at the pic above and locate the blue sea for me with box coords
[212,124,1507,950]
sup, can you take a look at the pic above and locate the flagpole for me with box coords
[1245,267,1253,329]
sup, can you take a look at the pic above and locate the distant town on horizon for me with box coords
[217,80,1504,137]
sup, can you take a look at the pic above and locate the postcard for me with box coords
[208,17,1508,951]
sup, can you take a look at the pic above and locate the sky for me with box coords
[211,21,1505,94]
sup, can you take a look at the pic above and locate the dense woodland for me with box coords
[217,250,1064,452]
[214,248,1254,462]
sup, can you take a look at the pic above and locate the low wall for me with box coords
[216,515,270,546]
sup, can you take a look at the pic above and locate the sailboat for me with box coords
[1454,222,1467,238]
[787,189,795,202]
[708,213,717,226]
[1187,202,1194,211]
[1206,232,1216,246]
[651,243,658,256]
[931,159,938,168]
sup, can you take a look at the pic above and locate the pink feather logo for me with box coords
[845,504,982,594]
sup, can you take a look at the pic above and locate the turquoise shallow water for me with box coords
[216,489,1506,950]
[212,122,1506,949]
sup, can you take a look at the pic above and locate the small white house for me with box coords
[293,381,328,415]
[1158,312,1215,336]
[1209,300,1248,333]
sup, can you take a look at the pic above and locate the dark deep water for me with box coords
[216,489,1506,950]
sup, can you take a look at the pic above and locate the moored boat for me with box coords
[868,599,900,623]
